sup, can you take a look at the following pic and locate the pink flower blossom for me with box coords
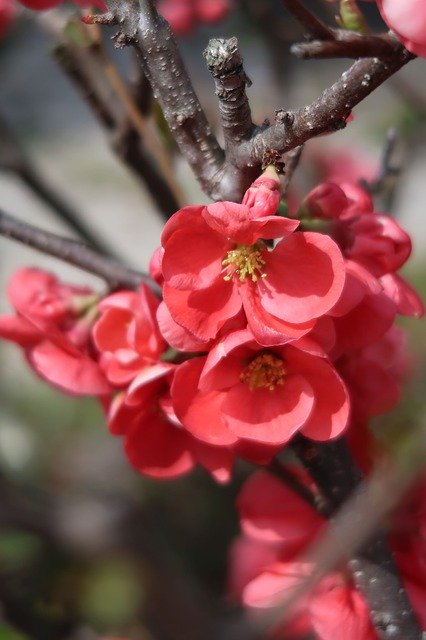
[161,169,345,346]
[93,285,166,386]
[230,471,377,640]
[172,329,349,447]
[107,365,234,481]
[0,269,109,395]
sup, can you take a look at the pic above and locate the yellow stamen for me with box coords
[240,352,286,391]
[222,242,266,283]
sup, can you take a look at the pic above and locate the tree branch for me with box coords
[282,145,304,195]
[291,32,400,60]
[0,112,116,257]
[292,436,423,640]
[204,37,254,155]
[0,208,156,292]
[279,0,334,40]
[38,12,183,220]
[101,0,225,197]
[236,47,414,169]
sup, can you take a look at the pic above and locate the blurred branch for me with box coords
[291,31,400,59]
[38,12,183,219]
[360,128,402,211]
[0,208,156,292]
[292,435,423,640]
[279,0,334,40]
[282,144,303,195]
[0,112,116,257]
[97,0,226,197]
[0,466,219,640]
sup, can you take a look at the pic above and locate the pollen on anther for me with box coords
[222,242,266,283]
[240,352,286,391]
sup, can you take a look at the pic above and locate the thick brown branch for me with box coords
[103,0,225,197]
[279,0,334,40]
[0,208,155,292]
[237,48,414,169]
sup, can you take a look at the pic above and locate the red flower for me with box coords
[93,285,166,386]
[161,169,345,346]
[172,329,349,447]
[305,181,412,278]
[107,365,233,482]
[0,269,109,395]
[230,471,377,640]
[94,284,234,481]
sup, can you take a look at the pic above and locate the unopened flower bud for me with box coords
[302,182,348,219]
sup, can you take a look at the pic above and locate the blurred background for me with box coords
[0,1,425,638]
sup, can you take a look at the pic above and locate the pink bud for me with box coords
[303,182,348,219]
[242,166,281,217]
[377,0,426,58]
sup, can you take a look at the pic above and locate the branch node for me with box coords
[261,149,285,173]
[81,11,118,26]
[112,31,133,48]
[275,109,294,126]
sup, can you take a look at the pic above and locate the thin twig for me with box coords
[282,144,304,195]
[0,208,156,292]
[0,112,116,257]
[279,0,334,40]
[360,128,402,211]
[266,457,329,516]
[292,32,400,59]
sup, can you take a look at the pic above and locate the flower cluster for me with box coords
[229,470,426,639]
[0,168,422,481]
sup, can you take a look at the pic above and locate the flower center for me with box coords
[222,242,266,283]
[240,352,286,391]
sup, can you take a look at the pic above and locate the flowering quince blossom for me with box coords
[298,179,424,453]
[229,471,378,640]
[93,285,234,481]
[160,167,346,347]
[0,268,110,395]
[171,328,349,447]
[229,471,426,639]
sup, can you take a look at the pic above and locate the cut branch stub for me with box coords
[204,37,254,155]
